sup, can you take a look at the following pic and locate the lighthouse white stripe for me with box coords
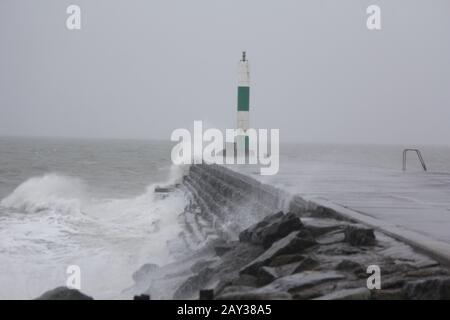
[237,111,249,130]
[238,61,250,87]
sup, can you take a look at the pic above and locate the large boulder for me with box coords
[240,230,316,275]
[239,212,304,248]
[344,226,376,246]
[335,260,365,275]
[35,287,93,300]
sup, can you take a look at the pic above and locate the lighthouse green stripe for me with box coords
[237,86,250,111]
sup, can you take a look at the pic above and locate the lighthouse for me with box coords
[236,51,250,156]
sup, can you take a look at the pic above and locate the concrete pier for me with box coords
[227,162,450,265]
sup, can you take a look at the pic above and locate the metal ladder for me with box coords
[403,149,427,171]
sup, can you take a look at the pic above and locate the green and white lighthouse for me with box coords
[236,51,250,155]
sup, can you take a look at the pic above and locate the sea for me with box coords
[1,137,450,299]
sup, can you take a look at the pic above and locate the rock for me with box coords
[214,244,235,256]
[371,289,405,300]
[239,212,284,243]
[306,225,343,238]
[291,282,338,300]
[344,226,376,246]
[380,275,406,289]
[256,257,319,286]
[234,274,259,287]
[269,254,308,267]
[173,268,214,299]
[256,271,345,294]
[214,274,259,297]
[256,267,280,285]
[216,286,292,300]
[335,260,365,274]
[316,231,346,245]
[403,277,450,299]
[404,266,448,278]
[239,211,304,248]
[314,287,371,300]
[35,287,93,300]
[199,289,214,300]
[240,231,317,275]
[316,243,362,255]
[292,257,319,273]
[191,258,219,273]
[213,242,266,278]
[132,263,160,283]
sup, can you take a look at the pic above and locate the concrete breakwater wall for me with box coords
[169,164,450,300]
[181,164,348,241]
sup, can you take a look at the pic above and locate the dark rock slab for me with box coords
[214,242,266,276]
[269,254,308,267]
[239,212,284,243]
[292,256,319,273]
[240,231,317,275]
[256,271,345,295]
[344,226,376,246]
[234,274,259,287]
[256,258,318,286]
[306,225,343,238]
[256,266,280,285]
[316,231,346,245]
[335,260,365,274]
[35,287,93,300]
[239,212,304,248]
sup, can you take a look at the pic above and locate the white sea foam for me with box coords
[0,167,186,299]
[0,174,87,215]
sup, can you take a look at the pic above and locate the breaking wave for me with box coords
[0,167,187,299]
[0,174,87,215]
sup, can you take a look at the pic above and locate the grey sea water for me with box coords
[1,137,450,299]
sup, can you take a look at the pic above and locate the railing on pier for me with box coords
[403,149,427,172]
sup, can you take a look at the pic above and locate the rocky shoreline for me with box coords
[36,164,450,300]
[170,210,450,300]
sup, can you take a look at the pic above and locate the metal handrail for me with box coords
[403,149,427,171]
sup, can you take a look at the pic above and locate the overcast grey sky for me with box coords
[1,0,449,145]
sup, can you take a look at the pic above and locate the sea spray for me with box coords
[0,174,88,215]
[0,171,187,299]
